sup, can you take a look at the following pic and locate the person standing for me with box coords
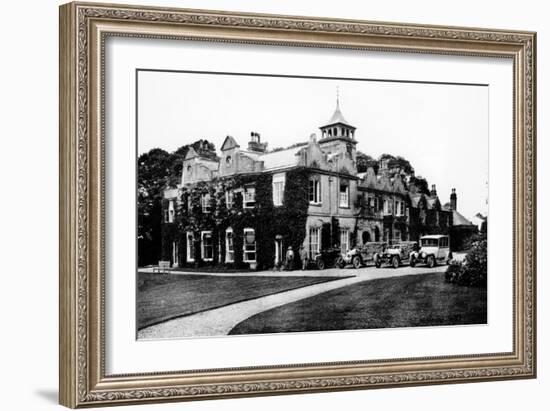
[299,245,308,270]
[285,246,294,271]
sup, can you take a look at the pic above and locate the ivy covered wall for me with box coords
[160,168,310,270]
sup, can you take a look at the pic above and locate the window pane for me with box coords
[309,227,320,257]
[273,181,284,205]
[187,232,194,261]
[340,229,349,254]
[243,229,256,262]
[202,232,213,260]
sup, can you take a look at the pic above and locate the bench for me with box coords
[153,260,171,274]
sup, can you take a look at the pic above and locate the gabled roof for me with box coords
[409,193,423,208]
[452,210,475,226]
[392,174,406,194]
[184,146,219,162]
[427,197,441,210]
[184,147,198,160]
[221,135,240,151]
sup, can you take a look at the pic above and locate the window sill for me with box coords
[309,202,322,207]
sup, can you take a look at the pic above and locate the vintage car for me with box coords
[374,241,418,268]
[409,234,453,268]
[344,242,387,269]
[311,247,345,270]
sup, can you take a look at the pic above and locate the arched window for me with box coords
[187,165,192,174]
[362,231,371,244]
[226,155,232,167]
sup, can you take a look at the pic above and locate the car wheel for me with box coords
[427,255,436,268]
[335,257,344,269]
[374,255,381,268]
[392,256,400,269]
[352,256,362,269]
[316,259,325,270]
[410,257,416,267]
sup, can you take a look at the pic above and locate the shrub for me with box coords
[445,239,487,287]
[444,261,464,284]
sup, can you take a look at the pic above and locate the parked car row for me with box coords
[310,235,452,270]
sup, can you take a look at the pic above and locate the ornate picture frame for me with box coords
[59,2,536,408]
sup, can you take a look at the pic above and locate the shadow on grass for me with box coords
[230,272,487,335]
[137,273,347,330]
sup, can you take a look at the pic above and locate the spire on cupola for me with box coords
[319,87,357,141]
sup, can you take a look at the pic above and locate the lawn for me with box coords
[137,272,343,330]
[229,273,487,335]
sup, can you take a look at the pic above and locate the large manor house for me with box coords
[160,98,476,269]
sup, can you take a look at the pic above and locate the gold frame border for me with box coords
[59,2,536,408]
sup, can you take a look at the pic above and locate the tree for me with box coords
[378,153,415,176]
[356,151,378,173]
[137,140,217,266]
[408,176,430,195]
[137,148,171,266]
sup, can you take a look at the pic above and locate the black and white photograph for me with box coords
[136,70,488,340]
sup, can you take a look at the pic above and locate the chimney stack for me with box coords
[248,131,267,153]
[430,184,437,197]
[450,188,457,211]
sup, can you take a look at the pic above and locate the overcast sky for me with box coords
[137,70,488,222]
